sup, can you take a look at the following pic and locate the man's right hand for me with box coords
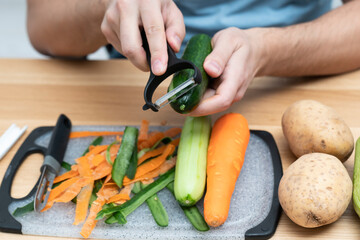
[101,0,185,75]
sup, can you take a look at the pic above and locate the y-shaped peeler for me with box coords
[141,31,202,112]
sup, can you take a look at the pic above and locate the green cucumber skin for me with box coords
[141,183,169,227]
[96,168,175,220]
[112,126,139,187]
[353,137,360,217]
[168,34,212,114]
[126,140,139,179]
[166,182,209,231]
[174,116,211,206]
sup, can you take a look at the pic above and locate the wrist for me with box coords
[245,27,276,77]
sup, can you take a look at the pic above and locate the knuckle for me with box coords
[146,25,163,36]
[122,45,141,58]
[219,96,233,110]
[105,11,116,25]
[101,23,111,37]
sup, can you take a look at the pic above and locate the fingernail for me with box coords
[152,60,164,74]
[207,60,221,75]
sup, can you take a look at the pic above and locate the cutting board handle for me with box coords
[0,127,53,234]
[245,130,283,240]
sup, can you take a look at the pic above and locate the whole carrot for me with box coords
[204,113,250,227]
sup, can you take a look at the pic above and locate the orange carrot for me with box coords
[76,156,92,178]
[53,170,79,183]
[123,144,175,183]
[85,145,108,156]
[138,120,150,142]
[106,193,131,203]
[204,113,250,227]
[114,184,134,204]
[70,131,124,139]
[123,158,176,186]
[74,181,94,225]
[164,127,182,138]
[138,132,165,150]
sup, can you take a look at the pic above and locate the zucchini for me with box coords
[354,137,360,217]
[166,182,209,231]
[174,116,211,206]
[168,34,212,114]
[112,126,139,187]
[96,168,175,220]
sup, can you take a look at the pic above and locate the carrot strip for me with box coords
[53,170,79,184]
[76,156,92,178]
[115,184,134,204]
[123,158,176,186]
[41,177,80,212]
[90,154,105,168]
[138,120,149,142]
[138,145,167,165]
[204,113,250,227]
[138,132,165,150]
[124,144,175,183]
[74,181,94,225]
[141,178,154,185]
[80,197,106,239]
[54,178,90,203]
[70,131,124,139]
[85,145,108,156]
[106,193,131,203]
[164,127,182,138]
[92,161,112,180]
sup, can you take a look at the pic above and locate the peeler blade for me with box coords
[154,78,197,110]
[34,167,56,212]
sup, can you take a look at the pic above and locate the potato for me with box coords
[279,153,352,228]
[282,100,354,162]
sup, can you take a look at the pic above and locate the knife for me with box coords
[34,114,72,212]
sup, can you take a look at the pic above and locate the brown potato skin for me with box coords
[279,153,352,228]
[282,100,354,162]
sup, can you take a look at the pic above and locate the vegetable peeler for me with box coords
[141,31,202,112]
[34,114,72,212]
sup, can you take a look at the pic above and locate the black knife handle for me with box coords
[41,114,72,174]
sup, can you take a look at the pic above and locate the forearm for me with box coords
[27,0,109,57]
[256,0,360,77]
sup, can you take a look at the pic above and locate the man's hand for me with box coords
[189,27,266,116]
[101,0,185,75]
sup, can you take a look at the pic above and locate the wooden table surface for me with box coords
[0,58,359,239]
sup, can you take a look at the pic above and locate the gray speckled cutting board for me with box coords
[8,125,275,240]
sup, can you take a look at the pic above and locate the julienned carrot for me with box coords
[74,181,94,225]
[54,178,90,203]
[54,170,79,183]
[138,120,149,142]
[70,131,124,139]
[204,113,250,227]
[164,127,182,138]
[85,145,108,156]
[138,132,165,150]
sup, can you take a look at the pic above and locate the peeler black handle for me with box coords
[141,30,202,112]
[0,127,52,233]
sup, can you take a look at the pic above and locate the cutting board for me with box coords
[0,125,282,239]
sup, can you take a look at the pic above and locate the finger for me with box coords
[189,50,248,116]
[101,17,123,53]
[163,1,185,52]
[203,31,237,78]
[118,2,149,71]
[140,0,167,75]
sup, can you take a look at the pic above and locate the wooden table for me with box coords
[0,58,359,239]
